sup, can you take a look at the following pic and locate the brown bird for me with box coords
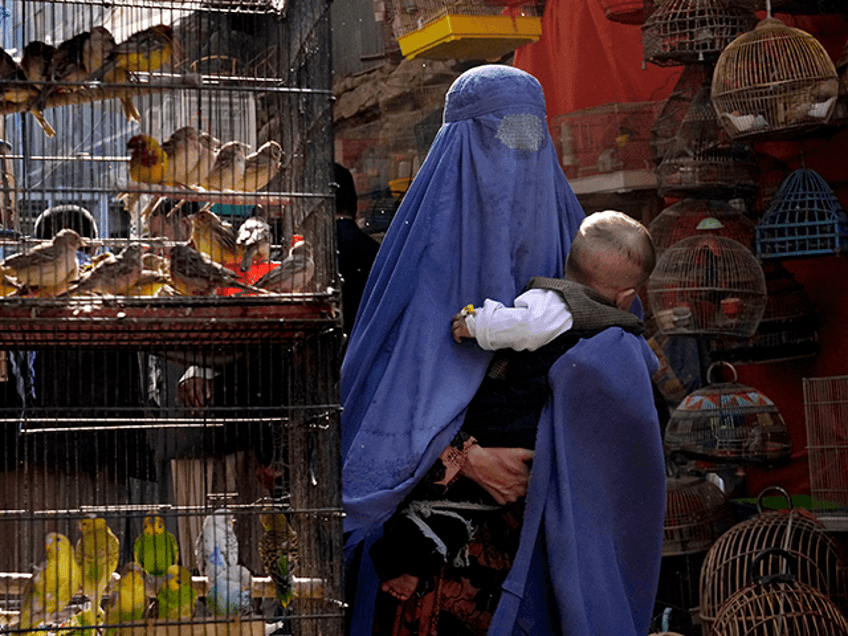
[83,26,140,122]
[169,244,265,296]
[254,235,314,293]
[10,44,57,137]
[62,243,144,296]
[87,24,175,80]
[0,228,84,290]
[236,141,283,192]
[201,141,249,191]
[34,30,92,113]
[236,216,271,273]
[138,127,205,222]
[189,206,238,267]
[183,132,220,187]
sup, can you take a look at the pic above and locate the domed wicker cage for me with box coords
[663,363,792,466]
[647,235,767,338]
[755,168,848,259]
[642,0,757,67]
[699,487,848,635]
[708,260,820,364]
[711,16,839,140]
[648,199,757,257]
[651,64,709,165]
[656,86,760,199]
[664,475,734,557]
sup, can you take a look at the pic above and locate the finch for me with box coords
[10,44,57,137]
[0,228,84,290]
[75,517,121,626]
[254,235,314,293]
[87,24,175,80]
[236,141,283,192]
[33,30,91,113]
[161,126,203,186]
[169,244,265,296]
[127,134,168,185]
[183,132,220,187]
[236,216,271,272]
[17,533,81,630]
[201,141,249,191]
[133,515,179,578]
[83,26,140,122]
[258,511,298,610]
[188,206,238,267]
[62,243,144,296]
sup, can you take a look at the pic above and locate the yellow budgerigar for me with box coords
[74,517,120,626]
[156,564,196,620]
[102,562,149,636]
[18,533,81,630]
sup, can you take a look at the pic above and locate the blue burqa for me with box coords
[341,65,587,633]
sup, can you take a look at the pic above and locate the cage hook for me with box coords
[706,360,737,384]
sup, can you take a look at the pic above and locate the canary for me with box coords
[236,141,283,192]
[254,235,314,293]
[102,562,148,636]
[62,243,144,296]
[258,512,298,610]
[138,127,205,222]
[133,515,179,578]
[169,244,265,296]
[17,533,81,630]
[188,206,238,267]
[9,44,57,137]
[127,134,167,184]
[156,565,196,620]
[202,141,249,191]
[84,26,140,122]
[75,517,120,626]
[236,216,271,272]
[88,24,174,80]
[0,228,84,290]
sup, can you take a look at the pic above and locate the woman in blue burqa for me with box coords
[342,64,583,634]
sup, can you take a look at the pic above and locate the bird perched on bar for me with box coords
[236,216,271,273]
[254,234,314,293]
[169,244,265,296]
[8,44,57,137]
[188,206,238,267]
[75,517,121,626]
[156,565,196,620]
[17,533,81,630]
[33,30,91,113]
[128,134,168,185]
[258,511,298,610]
[236,141,283,192]
[202,140,249,191]
[134,515,180,578]
[83,26,140,122]
[183,132,220,187]
[87,24,175,80]
[0,228,84,290]
[62,243,144,296]
[102,562,148,636]
[138,126,207,222]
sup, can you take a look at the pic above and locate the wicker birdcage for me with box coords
[647,235,767,338]
[711,15,839,140]
[664,475,734,556]
[641,0,757,67]
[699,487,848,636]
[708,260,820,364]
[803,376,848,509]
[656,86,760,199]
[651,64,709,166]
[663,362,792,466]
[648,199,756,257]
[756,168,848,260]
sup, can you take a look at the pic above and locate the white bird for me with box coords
[194,509,240,577]
[236,216,271,273]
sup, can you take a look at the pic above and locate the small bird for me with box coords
[236,141,283,192]
[161,126,203,187]
[17,533,81,630]
[34,30,91,113]
[133,515,180,578]
[84,26,140,122]
[87,24,175,80]
[194,508,240,578]
[0,228,84,290]
[74,517,121,626]
[127,135,168,185]
[188,206,238,267]
[258,511,298,610]
[169,244,265,296]
[254,235,314,293]
[207,564,253,617]
[202,141,249,191]
[8,44,56,137]
[182,132,220,187]
[102,562,148,636]
[236,216,271,273]
[63,243,144,296]
[155,565,196,620]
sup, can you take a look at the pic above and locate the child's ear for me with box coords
[614,288,637,311]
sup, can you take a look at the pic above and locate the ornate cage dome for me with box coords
[648,199,756,257]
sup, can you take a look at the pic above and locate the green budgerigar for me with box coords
[18,533,81,630]
[156,564,196,620]
[258,512,298,610]
[134,515,179,577]
[102,562,148,636]
[74,517,120,626]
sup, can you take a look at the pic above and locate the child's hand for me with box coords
[451,311,472,343]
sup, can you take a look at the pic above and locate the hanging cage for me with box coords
[651,64,710,166]
[641,0,757,68]
[699,487,848,636]
[648,199,756,258]
[663,475,734,557]
[656,85,760,200]
[647,235,767,339]
[755,168,848,260]
[834,35,848,124]
[390,0,542,61]
[711,15,839,140]
[710,547,848,636]
[803,376,848,510]
[663,362,792,467]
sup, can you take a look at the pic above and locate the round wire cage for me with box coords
[641,0,757,67]
[647,235,767,338]
[710,547,848,636]
[656,85,760,199]
[648,199,757,258]
[755,168,848,260]
[664,475,735,557]
[663,363,792,466]
[651,64,710,165]
[711,16,839,140]
[699,487,848,635]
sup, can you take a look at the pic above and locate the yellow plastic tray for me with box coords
[398,14,542,61]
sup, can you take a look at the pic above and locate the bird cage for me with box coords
[710,548,848,636]
[803,376,848,509]
[641,0,757,67]
[656,86,760,200]
[648,199,756,258]
[709,260,819,365]
[835,37,848,124]
[756,168,848,259]
[651,64,709,165]
[711,15,839,140]
[699,487,848,636]
[598,0,646,24]
[647,235,767,338]
[390,0,542,61]
[664,475,734,557]
[663,362,792,466]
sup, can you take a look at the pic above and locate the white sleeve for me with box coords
[466,288,573,351]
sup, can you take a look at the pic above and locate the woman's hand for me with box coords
[459,444,534,504]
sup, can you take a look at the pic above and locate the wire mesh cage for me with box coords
[755,168,848,260]
[710,15,839,140]
[641,0,757,67]
[803,375,848,510]
[698,487,848,636]
[664,475,734,557]
[710,547,848,636]
[663,362,792,467]
[648,199,756,258]
[656,85,760,200]
[651,64,709,166]
[647,235,767,339]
